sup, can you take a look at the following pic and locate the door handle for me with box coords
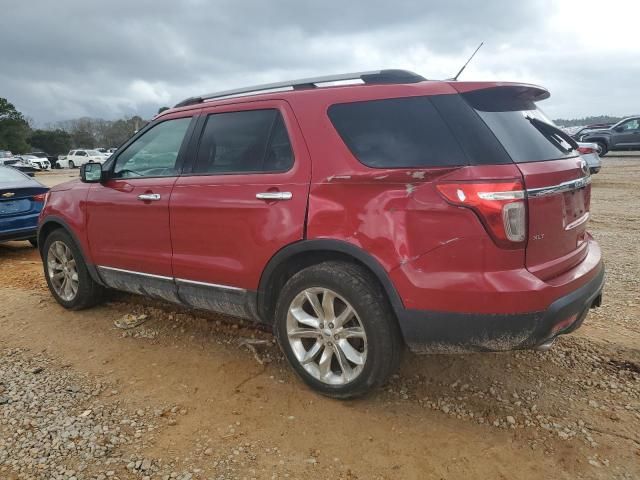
[137,193,161,201]
[256,192,293,201]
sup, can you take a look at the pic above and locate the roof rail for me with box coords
[173,69,426,108]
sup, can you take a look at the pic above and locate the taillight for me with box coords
[436,180,526,249]
[578,146,595,155]
[32,193,46,202]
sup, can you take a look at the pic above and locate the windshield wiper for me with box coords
[526,116,578,154]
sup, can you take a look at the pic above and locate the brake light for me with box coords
[578,146,595,155]
[32,193,46,202]
[436,180,526,249]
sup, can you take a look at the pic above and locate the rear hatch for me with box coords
[459,85,591,280]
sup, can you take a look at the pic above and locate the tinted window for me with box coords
[618,119,640,131]
[328,96,468,168]
[463,87,578,163]
[114,117,191,178]
[194,109,293,174]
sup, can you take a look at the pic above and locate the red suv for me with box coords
[38,70,604,398]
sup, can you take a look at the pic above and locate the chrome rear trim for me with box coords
[526,176,591,198]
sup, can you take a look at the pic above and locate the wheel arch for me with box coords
[38,217,104,286]
[257,239,405,325]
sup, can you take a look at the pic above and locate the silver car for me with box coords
[577,142,602,174]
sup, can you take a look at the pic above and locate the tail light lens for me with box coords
[32,193,47,202]
[578,146,595,155]
[436,180,526,249]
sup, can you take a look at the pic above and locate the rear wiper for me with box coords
[526,116,578,154]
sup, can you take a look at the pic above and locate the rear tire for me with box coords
[596,142,608,156]
[42,229,104,310]
[274,261,402,399]
[69,160,75,168]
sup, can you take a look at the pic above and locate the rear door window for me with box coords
[328,96,469,168]
[193,109,293,174]
[462,87,578,163]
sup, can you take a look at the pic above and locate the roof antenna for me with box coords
[449,42,484,81]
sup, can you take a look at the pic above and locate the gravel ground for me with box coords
[0,155,639,479]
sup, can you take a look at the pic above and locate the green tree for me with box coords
[0,97,31,153]
[29,129,72,155]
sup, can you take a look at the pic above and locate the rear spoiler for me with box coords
[451,83,551,112]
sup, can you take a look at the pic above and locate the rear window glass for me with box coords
[194,109,293,174]
[328,96,469,168]
[462,88,578,163]
[0,166,29,183]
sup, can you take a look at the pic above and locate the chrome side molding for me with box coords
[97,265,246,292]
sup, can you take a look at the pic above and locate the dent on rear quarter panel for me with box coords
[41,181,91,259]
[305,169,483,272]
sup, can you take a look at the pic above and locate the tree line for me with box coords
[0,97,163,156]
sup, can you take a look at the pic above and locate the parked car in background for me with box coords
[0,165,48,246]
[580,117,640,155]
[577,142,601,174]
[16,155,51,170]
[570,124,614,141]
[0,150,14,159]
[0,158,38,176]
[27,151,59,168]
[60,149,108,168]
[38,70,603,398]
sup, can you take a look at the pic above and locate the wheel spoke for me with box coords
[334,305,354,328]
[321,290,336,321]
[338,326,364,339]
[290,308,320,329]
[304,291,324,320]
[288,327,320,339]
[337,339,365,365]
[318,346,333,379]
[333,343,355,380]
[301,341,323,365]
[51,271,65,280]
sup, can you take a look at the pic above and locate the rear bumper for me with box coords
[397,261,604,354]
[0,226,38,242]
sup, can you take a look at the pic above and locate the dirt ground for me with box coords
[1,157,639,480]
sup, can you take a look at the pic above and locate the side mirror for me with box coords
[80,162,103,183]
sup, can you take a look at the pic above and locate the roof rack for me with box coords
[174,69,426,108]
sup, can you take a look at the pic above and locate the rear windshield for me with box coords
[0,166,29,183]
[462,87,578,163]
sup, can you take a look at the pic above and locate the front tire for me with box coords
[42,229,104,310]
[68,160,75,169]
[274,261,402,399]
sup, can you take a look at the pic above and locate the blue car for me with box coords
[0,165,49,246]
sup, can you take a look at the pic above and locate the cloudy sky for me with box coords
[1,0,638,125]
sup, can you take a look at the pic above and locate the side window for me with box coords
[114,117,191,178]
[194,109,293,174]
[328,96,468,168]
[77,151,86,157]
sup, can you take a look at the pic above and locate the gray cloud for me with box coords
[1,0,637,124]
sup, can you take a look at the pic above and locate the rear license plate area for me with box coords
[0,199,29,215]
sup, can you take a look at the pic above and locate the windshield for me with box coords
[463,87,578,163]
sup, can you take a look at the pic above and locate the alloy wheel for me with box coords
[286,287,367,385]
[47,240,79,301]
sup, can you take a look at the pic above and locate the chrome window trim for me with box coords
[526,175,591,198]
[96,265,246,292]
